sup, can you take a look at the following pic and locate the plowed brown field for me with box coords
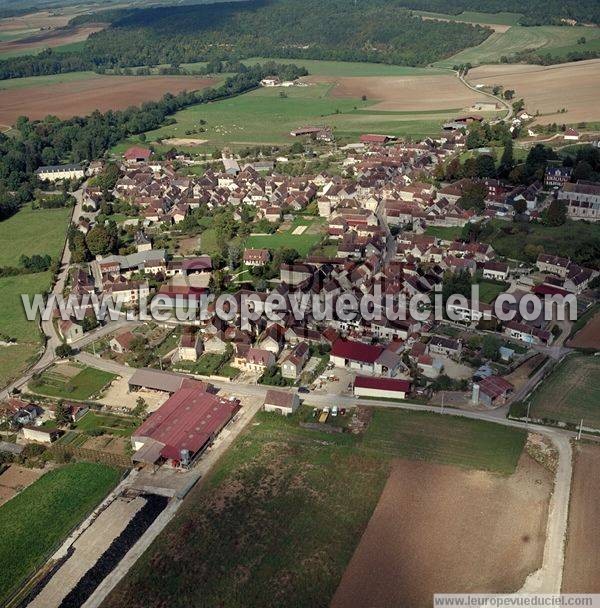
[332,455,552,608]
[306,74,490,111]
[469,59,600,123]
[0,75,216,125]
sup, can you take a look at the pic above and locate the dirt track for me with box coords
[306,74,489,111]
[562,443,600,592]
[331,455,552,608]
[0,76,216,125]
[469,59,600,123]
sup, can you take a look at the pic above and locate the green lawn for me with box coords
[477,280,508,304]
[0,462,121,605]
[73,411,140,437]
[102,407,525,608]
[362,408,526,476]
[242,57,446,77]
[244,217,325,256]
[31,365,117,400]
[437,25,600,66]
[528,354,600,429]
[135,83,456,148]
[0,204,71,266]
[424,225,463,240]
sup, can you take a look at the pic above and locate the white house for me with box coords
[35,163,85,182]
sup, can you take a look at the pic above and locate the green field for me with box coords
[73,411,140,437]
[244,217,324,256]
[0,343,40,389]
[0,70,101,91]
[437,25,600,66]
[362,408,525,475]
[103,407,525,608]
[242,57,446,77]
[0,271,52,343]
[134,82,455,148]
[529,354,600,429]
[0,205,71,266]
[0,462,120,605]
[477,280,508,304]
[32,365,117,400]
[413,10,522,26]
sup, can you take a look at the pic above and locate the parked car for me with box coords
[340,408,346,416]
[298,386,309,394]
[332,405,338,417]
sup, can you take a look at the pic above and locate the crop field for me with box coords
[0,204,71,266]
[437,26,600,67]
[0,462,120,606]
[141,81,479,147]
[567,309,600,350]
[563,444,600,593]
[102,408,528,608]
[310,73,490,112]
[529,354,600,429]
[0,74,217,127]
[362,408,526,475]
[332,455,551,608]
[469,59,600,123]
[31,365,117,401]
[0,24,103,58]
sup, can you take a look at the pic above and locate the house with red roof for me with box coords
[473,376,514,408]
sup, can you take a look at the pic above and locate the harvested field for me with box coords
[307,74,490,112]
[469,60,600,123]
[160,137,208,146]
[0,10,75,32]
[0,24,104,56]
[332,455,552,608]
[0,75,216,126]
[567,311,600,350]
[418,13,512,33]
[562,443,600,593]
[505,353,547,392]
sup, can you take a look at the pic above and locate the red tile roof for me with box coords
[133,388,239,461]
[331,338,383,364]
[354,375,411,393]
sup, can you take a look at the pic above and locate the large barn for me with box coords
[131,387,240,467]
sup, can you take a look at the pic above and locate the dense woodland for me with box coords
[0,0,491,78]
[0,62,306,219]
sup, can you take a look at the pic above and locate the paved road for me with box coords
[457,70,512,123]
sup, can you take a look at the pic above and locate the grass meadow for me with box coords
[103,407,525,608]
[529,354,600,429]
[0,462,121,605]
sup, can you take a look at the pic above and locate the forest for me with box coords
[0,0,491,79]
[0,62,307,219]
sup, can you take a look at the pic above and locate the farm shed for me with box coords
[132,387,240,467]
[353,376,411,400]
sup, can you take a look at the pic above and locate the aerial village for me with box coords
[2,117,599,473]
